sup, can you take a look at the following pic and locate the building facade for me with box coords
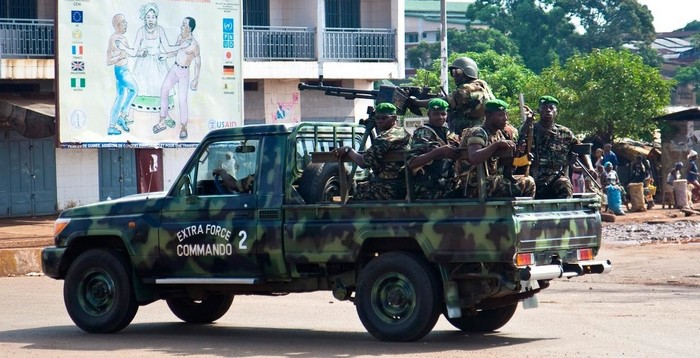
[0,0,405,217]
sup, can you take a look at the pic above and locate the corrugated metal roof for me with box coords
[405,0,470,14]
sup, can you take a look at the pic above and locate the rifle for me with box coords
[298,76,438,116]
[513,93,532,175]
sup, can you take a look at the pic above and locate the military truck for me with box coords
[42,121,610,342]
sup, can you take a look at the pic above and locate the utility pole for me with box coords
[440,0,448,91]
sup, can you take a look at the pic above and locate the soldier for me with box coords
[409,57,495,137]
[460,99,535,198]
[334,103,410,200]
[407,98,460,199]
[518,95,595,199]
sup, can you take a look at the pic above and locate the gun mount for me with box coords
[298,77,437,116]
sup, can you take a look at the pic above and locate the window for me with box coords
[1,0,37,18]
[243,0,269,26]
[175,139,259,197]
[405,32,419,44]
[325,0,360,28]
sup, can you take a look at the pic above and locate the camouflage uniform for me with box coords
[447,79,495,136]
[407,124,460,199]
[519,121,580,199]
[353,124,411,200]
[459,125,535,198]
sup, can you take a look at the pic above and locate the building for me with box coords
[0,0,405,217]
[403,0,472,76]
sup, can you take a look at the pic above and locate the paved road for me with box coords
[1,262,699,357]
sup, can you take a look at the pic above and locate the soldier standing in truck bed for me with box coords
[460,99,535,198]
[407,98,461,199]
[518,95,595,199]
[333,103,410,200]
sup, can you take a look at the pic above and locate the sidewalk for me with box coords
[0,215,55,276]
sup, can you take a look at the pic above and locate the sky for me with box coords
[637,0,700,32]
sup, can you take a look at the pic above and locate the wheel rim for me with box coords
[78,268,115,316]
[323,178,340,201]
[370,272,416,324]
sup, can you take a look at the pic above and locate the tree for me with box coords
[562,0,655,52]
[527,49,672,144]
[405,28,520,70]
[466,0,656,73]
[682,20,700,31]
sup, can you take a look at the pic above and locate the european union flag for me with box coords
[71,10,83,23]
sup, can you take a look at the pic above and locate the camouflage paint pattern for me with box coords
[42,121,605,311]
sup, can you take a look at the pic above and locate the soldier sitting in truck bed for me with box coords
[407,98,461,199]
[459,99,535,198]
[332,103,410,200]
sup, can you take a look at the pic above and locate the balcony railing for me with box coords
[323,28,396,62]
[0,18,54,58]
[244,25,316,61]
[0,19,397,63]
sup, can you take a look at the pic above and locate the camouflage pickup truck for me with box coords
[42,121,610,342]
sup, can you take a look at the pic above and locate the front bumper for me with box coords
[41,246,67,279]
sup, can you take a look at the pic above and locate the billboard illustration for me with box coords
[57,0,243,148]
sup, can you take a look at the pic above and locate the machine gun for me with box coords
[298,76,438,116]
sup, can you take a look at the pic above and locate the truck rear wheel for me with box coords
[355,252,441,342]
[64,249,138,333]
[166,294,234,324]
[445,303,518,332]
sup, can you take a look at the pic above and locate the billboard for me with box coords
[56,0,243,148]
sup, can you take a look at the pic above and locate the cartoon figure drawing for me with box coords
[153,16,201,140]
[130,3,177,113]
[106,14,140,135]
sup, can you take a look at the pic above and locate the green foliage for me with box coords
[446,28,520,57]
[406,41,440,70]
[466,0,656,73]
[534,49,672,143]
[682,20,700,32]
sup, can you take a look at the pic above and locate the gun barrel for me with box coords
[298,82,379,100]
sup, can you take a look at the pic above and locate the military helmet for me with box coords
[449,57,479,79]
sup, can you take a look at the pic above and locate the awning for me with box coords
[0,93,55,139]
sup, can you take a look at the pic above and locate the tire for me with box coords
[298,163,342,204]
[355,252,441,342]
[64,249,138,333]
[166,294,234,324]
[445,303,518,332]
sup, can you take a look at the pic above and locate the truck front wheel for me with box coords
[166,294,234,324]
[64,249,138,333]
[356,252,441,342]
[445,303,518,332]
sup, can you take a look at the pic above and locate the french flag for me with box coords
[72,45,83,55]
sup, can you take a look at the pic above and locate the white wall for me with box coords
[55,149,99,209]
[163,148,196,192]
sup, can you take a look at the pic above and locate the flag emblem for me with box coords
[71,61,85,72]
[72,45,83,55]
[71,10,83,23]
[223,65,235,76]
[71,78,86,88]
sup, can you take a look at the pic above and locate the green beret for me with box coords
[484,99,509,112]
[538,95,559,106]
[375,102,397,115]
[427,98,449,111]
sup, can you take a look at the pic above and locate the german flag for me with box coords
[223,65,235,76]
